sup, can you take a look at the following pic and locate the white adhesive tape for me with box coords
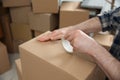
[61,38,73,53]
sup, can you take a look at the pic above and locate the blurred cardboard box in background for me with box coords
[29,12,58,32]
[2,0,30,7]
[60,2,89,28]
[93,33,114,50]
[31,0,59,13]
[11,23,32,41]
[10,6,31,24]
[0,42,10,74]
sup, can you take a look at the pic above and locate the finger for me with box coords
[64,32,71,39]
[64,31,74,41]
[50,34,64,40]
[38,32,52,41]
[70,39,78,52]
[66,34,73,42]
[50,30,64,40]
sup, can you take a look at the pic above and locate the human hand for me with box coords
[38,27,72,41]
[64,30,101,56]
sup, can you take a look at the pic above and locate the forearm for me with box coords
[91,44,120,80]
[69,17,102,33]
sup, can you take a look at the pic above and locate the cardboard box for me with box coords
[10,6,31,24]
[19,32,105,80]
[2,0,30,7]
[15,59,23,80]
[0,42,10,74]
[1,14,14,53]
[60,2,89,28]
[93,34,114,50]
[31,0,59,13]
[28,12,58,32]
[11,23,32,41]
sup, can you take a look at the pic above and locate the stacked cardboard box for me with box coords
[31,0,59,13]
[60,2,89,28]
[11,23,32,41]
[2,0,30,7]
[5,0,59,52]
[19,32,105,80]
[10,6,31,24]
[0,42,10,74]
[10,23,32,52]
[9,6,32,53]
[15,59,23,80]
[1,0,32,53]
[29,12,58,32]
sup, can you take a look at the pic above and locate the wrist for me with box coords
[87,42,106,58]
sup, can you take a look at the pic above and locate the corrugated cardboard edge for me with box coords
[15,59,23,80]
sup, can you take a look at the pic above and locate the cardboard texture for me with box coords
[19,32,105,80]
[31,0,59,13]
[1,14,14,53]
[10,6,31,24]
[0,42,10,74]
[93,34,114,50]
[28,12,58,32]
[15,59,23,80]
[2,0,30,7]
[11,23,32,41]
[60,2,89,28]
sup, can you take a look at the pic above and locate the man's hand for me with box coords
[64,30,101,56]
[38,27,72,41]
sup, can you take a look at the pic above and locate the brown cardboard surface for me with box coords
[11,23,32,41]
[15,59,23,80]
[0,42,10,74]
[19,32,105,80]
[31,0,59,13]
[93,34,114,50]
[10,6,31,24]
[1,14,14,53]
[28,12,58,32]
[60,2,89,28]
[2,0,30,7]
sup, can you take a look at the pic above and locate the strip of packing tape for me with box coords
[61,38,73,53]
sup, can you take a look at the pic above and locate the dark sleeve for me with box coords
[98,7,120,32]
